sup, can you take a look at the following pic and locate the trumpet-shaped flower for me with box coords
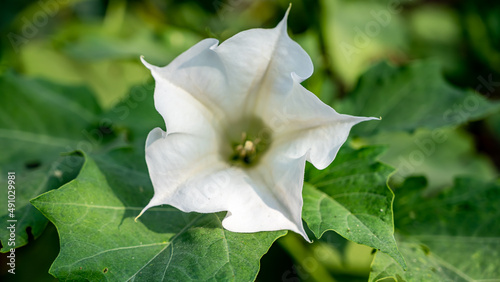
[138,9,376,241]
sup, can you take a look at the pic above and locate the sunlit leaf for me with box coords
[31,153,286,280]
[302,146,405,268]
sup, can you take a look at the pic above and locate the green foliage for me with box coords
[0,69,163,252]
[370,176,500,281]
[345,61,500,136]
[100,82,163,147]
[320,0,407,87]
[303,146,405,268]
[365,128,497,189]
[370,242,466,282]
[0,72,102,160]
[2,0,500,280]
[0,72,100,250]
[407,5,464,77]
[31,154,286,281]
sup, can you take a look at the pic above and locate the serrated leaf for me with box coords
[31,153,286,281]
[344,61,500,135]
[0,72,100,251]
[370,176,500,281]
[302,146,405,268]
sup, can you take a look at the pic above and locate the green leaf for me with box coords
[364,128,497,190]
[302,146,405,269]
[31,153,286,280]
[63,27,201,64]
[396,176,500,238]
[370,176,500,281]
[370,241,466,282]
[19,13,202,109]
[100,82,163,148]
[0,72,100,251]
[20,42,149,109]
[0,72,101,154]
[344,61,500,136]
[0,156,83,252]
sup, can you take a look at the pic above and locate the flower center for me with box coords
[223,116,272,167]
[232,133,260,165]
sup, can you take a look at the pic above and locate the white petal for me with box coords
[141,55,220,136]
[141,129,310,240]
[215,7,313,117]
[263,74,377,170]
[140,8,376,240]
[140,129,223,214]
[236,147,310,241]
[141,8,313,125]
[168,164,307,239]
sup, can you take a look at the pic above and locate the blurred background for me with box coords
[1,0,499,280]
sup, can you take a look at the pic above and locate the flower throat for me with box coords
[225,117,272,167]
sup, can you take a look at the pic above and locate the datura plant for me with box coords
[9,1,500,280]
[136,8,377,241]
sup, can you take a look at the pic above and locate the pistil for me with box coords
[224,116,272,167]
[233,133,261,164]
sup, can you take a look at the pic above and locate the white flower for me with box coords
[137,8,376,241]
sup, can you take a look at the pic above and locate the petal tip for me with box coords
[362,116,381,122]
[298,229,312,243]
[134,208,146,222]
[135,201,157,222]
[140,56,156,71]
[286,3,292,16]
[278,3,292,29]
